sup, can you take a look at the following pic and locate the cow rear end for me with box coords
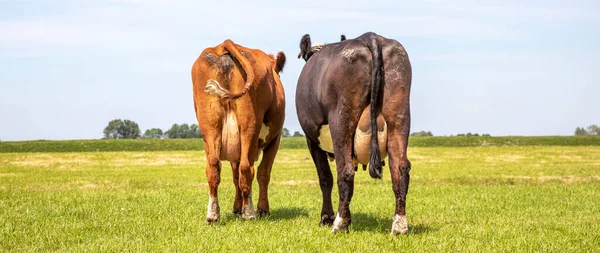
[296,32,412,234]
[192,40,286,223]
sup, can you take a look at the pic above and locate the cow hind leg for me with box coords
[388,132,411,235]
[238,134,258,220]
[238,158,256,220]
[205,152,222,224]
[307,137,335,226]
[256,135,281,217]
[329,116,360,233]
[231,161,242,217]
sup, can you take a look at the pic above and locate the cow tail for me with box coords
[368,38,384,179]
[221,39,255,99]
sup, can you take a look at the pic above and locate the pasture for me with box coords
[1,139,599,251]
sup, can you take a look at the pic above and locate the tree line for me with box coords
[102,121,498,139]
[574,124,599,136]
[410,131,491,137]
[107,119,571,140]
[103,119,202,139]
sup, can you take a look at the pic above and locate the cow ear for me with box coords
[274,52,286,73]
[299,34,312,60]
[340,34,346,41]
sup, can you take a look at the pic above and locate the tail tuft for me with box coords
[274,52,286,73]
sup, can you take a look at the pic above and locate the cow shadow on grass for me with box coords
[268,207,310,221]
[216,207,309,224]
[351,212,436,235]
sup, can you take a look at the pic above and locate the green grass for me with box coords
[1,146,599,251]
[1,136,599,153]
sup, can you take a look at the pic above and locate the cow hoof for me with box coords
[331,214,350,233]
[391,214,408,235]
[257,209,270,218]
[206,196,220,224]
[242,204,255,220]
[233,210,242,218]
[206,210,220,224]
[206,216,219,224]
[320,213,335,226]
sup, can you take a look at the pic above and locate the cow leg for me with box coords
[237,115,260,220]
[238,148,256,220]
[231,161,242,217]
[256,134,281,217]
[329,115,360,233]
[387,120,411,235]
[306,137,335,226]
[203,136,222,224]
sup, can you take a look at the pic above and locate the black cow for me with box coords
[296,32,412,234]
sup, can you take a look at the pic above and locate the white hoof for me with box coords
[331,214,350,233]
[241,193,255,220]
[206,196,220,223]
[391,214,408,235]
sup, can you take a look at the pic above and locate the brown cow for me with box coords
[191,40,286,223]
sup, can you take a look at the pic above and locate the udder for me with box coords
[353,107,387,165]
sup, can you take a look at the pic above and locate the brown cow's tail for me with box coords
[207,39,255,99]
[367,37,384,179]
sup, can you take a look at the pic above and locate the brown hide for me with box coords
[191,40,286,221]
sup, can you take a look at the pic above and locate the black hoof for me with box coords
[206,217,219,224]
[257,209,270,218]
[233,210,242,218]
[320,214,335,226]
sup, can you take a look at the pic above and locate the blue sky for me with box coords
[1,0,599,141]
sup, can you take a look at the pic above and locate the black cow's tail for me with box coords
[368,37,384,179]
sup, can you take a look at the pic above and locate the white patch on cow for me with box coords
[318,124,334,154]
[205,79,229,98]
[342,49,355,61]
[331,213,349,233]
[242,192,255,220]
[258,123,269,142]
[391,214,408,235]
[206,195,220,222]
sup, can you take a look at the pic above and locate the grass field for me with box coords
[1,146,599,251]
[1,135,599,153]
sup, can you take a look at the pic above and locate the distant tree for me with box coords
[410,131,433,137]
[282,128,291,137]
[293,131,304,137]
[455,132,488,137]
[165,124,181,138]
[165,123,202,138]
[575,127,588,136]
[586,124,600,136]
[143,128,164,139]
[180,124,191,138]
[104,119,123,139]
[103,119,140,139]
[189,124,202,138]
[121,120,141,139]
